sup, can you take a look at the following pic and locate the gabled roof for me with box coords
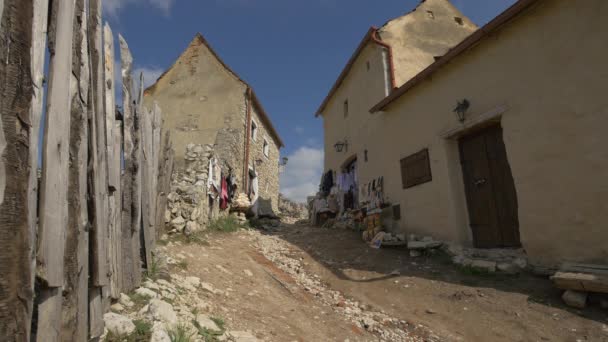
[145,33,284,148]
[314,27,396,117]
[370,0,540,113]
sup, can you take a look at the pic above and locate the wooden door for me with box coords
[459,125,520,248]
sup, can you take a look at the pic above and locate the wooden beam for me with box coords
[0,0,39,339]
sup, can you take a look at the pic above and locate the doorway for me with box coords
[459,124,520,248]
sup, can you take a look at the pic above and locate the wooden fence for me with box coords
[0,0,174,340]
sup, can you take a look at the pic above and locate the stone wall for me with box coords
[249,102,281,215]
[166,144,224,235]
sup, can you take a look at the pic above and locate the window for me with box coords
[366,61,371,71]
[251,120,258,141]
[427,10,434,19]
[343,100,349,118]
[263,138,270,157]
[454,17,464,25]
[400,149,432,189]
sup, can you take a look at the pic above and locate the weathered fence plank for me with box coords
[34,0,76,340]
[104,23,124,299]
[111,120,123,295]
[88,0,109,288]
[88,288,104,339]
[25,0,50,339]
[140,77,155,268]
[0,0,37,339]
[60,0,89,339]
[120,35,141,291]
[37,0,75,289]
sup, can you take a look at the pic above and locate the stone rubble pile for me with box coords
[444,243,528,274]
[277,194,308,224]
[101,245,260,342]
[249,229,436,342]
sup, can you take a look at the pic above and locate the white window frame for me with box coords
[251,119,258,141]
[263,137,270,158]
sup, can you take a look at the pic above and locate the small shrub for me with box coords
[192,317,225,342]
[208,216,241,233]
[176,260,188,270]
[144,256,161,280]
[105,319,152,342]
[130,293,152,311]
[210,317,225,331]
[167,323,195,342]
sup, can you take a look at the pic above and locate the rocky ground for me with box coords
[102,221,608,342]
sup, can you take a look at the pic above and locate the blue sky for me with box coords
[105,0,516,202]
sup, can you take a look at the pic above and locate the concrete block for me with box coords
[562,290,587,309]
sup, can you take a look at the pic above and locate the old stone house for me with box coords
[144,33,283,227]
[317,0,608,268]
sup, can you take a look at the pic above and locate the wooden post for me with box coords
[104,23,123,299]
[88,0,109,288]
[26,0,50,340]
[34,0,76,340]
[37,0,75,290]
[60,0,89,339]
[0,0,40,339]
[120,34,142,291]
[110,120,123,295]
[141,84,154,268]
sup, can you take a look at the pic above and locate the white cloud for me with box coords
[280,146,324,203]
[294,125,305,134]
[134,66,164,89]
[114,58,164,106]
[103,0,175,18]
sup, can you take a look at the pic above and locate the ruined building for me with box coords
[144,33,284,228]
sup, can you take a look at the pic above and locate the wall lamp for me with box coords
[453,99,470,123]
[334,139,348,153]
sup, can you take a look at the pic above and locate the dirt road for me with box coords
[163,223,607,341]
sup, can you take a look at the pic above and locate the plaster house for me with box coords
[318,0,608,268]
[144,33,284,222]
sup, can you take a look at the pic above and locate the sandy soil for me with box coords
[165,223,608,342]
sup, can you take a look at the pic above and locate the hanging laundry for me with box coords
[220,175,229,210]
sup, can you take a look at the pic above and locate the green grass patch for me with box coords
[129,293,152,312]
[167,323,196,342]
[144,256,161,280]
[192,316,226,342]
[176,260,188,270]
[105,319,152,342]
[207,216,242,233]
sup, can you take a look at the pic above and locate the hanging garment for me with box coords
[220,175,229,210]
[250,176,259,217]
[228,173,237,200]
[321,170,334,196]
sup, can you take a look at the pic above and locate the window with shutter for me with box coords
[400,149,432,189]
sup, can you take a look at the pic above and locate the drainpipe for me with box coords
[371,29,397,90]
[243,88,252,194]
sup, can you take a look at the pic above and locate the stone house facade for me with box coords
[144,33,283,227]
[317,0,608,268]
